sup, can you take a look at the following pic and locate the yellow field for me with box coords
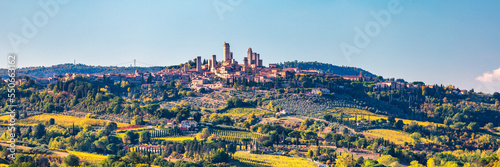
[154,136,194,142]
[327,107,444,127]
[234,151,316,167]
[14,113,129,127]
[0,115,11,122]
[222,108,274,117]
[363,129,430,146]
[67,150,107,163]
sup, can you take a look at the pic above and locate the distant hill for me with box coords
[276,61,376,77]
[0,64,166,79]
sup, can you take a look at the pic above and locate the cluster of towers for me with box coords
[243,47,262,67]
[185,42,263,73]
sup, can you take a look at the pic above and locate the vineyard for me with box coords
[210,129,263,143]
[363,129,430,146]
[67,150,107,163]
[233,151,316,167]
[271,95,368,116]
[222,108,274,117]
[154,136,194,142]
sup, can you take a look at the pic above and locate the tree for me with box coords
[36,156,50,167]
[226,97,243,109]
[451,122,466,130]
[211,149,230,163]
[388,116,396,125]
[139,131,151,143]
[493,92,500,100]
[123,131,135,144]
[34,123,46,139]
[306,149,313,158]
[196,128,210,140]
[356,156,365,166]
[410,132,422,146]
[324,115,333,122]
[193,112,202,122]
[467,122,480,131]
[106,143,118,153]
[377,155,399,166]
[427,158,436,167]
[48,118,55,125]
[395,120,404,129]
[64,154,80,166]
[444,118,453,127]
[495,101,500,109]
[335,152,356,167]
[105,122,118,131]
[443,161,459,167]
[131,115,144,125]
[410,160,424,167]
[485,122,494,130]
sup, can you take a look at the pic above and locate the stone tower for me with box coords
[223,42,231,61]
[196,56,202,72]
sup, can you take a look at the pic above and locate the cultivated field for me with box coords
[210,129,263,143]
[363,129,430,146]
[222,108,274,117]
[154,136,194,142]
[233,151,316,167]
[328,107,445,127]
[67,150,107,163]
[14,113,129,127]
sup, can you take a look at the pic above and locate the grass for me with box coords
[222,108,274,117]
[67,150,107,163]
[326,107,445,127]
[12,113,129,127]
[233,151,316,167]
[154,136,194,142]
[363,129,430,146]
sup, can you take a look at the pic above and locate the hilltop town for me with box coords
[14,42,471,97]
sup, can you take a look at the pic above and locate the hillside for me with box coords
[0,63,165,78]
[277,61,376,77]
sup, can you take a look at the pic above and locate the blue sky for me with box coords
[1,0,500,93]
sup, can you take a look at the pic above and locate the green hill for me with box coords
[277,61,376,77]
[0,63,165,79]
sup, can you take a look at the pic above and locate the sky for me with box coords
[1,0,500,93]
